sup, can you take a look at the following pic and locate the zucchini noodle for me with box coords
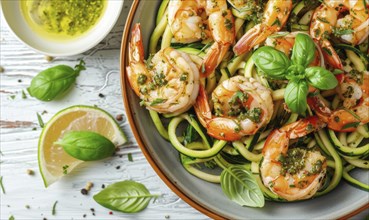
[134,0,369,206]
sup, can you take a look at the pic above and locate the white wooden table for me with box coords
[1,1,368,220]
[0,1,206,219]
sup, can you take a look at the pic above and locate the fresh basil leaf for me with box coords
[284,80,309,114]
[220,165,264,207]
[27,60,85,101]
[55,131,115,161]
[305,67,338,90]
[291,33,316,67]
[93,180,159,213]
[252,46,290,80]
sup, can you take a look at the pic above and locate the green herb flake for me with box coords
[150,98,167,106]
[272,18,281,26]
[342,122,360,130]
[224,19,233,30]
[316,17,330,24]
[21,90,27,99]
[128,153,133,162]
[36,113,44,128]
[9,95,16,100]
[52,201,58,215]
[62,165,69,175]
[9,215,14,220]
[0,176,5,194]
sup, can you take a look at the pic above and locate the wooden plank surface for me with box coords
[0,1,207,219]
[1,1,368,220]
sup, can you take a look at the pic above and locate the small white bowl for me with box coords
[0,0,123,56]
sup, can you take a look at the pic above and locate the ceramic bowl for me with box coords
[0,0,123,56]
[120,1,369,219]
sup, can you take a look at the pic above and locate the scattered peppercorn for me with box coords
[45,56,54,62]
[98,93,105,98]
[26,169,34,175]
[81,188,88,195]
[18,79,22,83]
[43,218,47,220]
[90,208,95,212]
[25,205,30,209]
[101,184,105,189]
[83,214,86,218]
[115,114,123,121]
[165,215,170,219]
[115,166,120,170]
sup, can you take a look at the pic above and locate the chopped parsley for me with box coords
[150,98,167,106]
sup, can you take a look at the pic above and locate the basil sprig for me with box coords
[27,60,85,101]
[55,131,115,161]
[252,33,338,114]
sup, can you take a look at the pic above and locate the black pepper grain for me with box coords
[81,188,88,195]
[115,114,123,121]
[83,214,86,218]
[18,79,22,83]
[98,93,105,98]
[101,184,105,188]
[116,166,120,170]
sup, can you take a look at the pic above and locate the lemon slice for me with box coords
[38,105,127,187]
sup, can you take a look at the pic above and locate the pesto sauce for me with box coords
[21,0,106,40]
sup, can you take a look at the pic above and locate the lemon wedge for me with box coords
[38,105,127,187]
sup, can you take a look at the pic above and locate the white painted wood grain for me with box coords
[0,1,207,219]
[1,1,368,220]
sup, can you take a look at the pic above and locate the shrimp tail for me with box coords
[307,96,360,132]
[126,23,146,96]
[128,23,145,63]
[280,115,326,139]
[233,24,263,56]
[201,43,230,77]
[194,85,212,128]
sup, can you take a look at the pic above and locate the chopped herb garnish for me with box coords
[22,90,27,99]
[0,176,5,194]
[224,19,233,30]
[272,18,281,26]
[150,98,167,106]
[137,74,147,85]
[322,47,333,56]
[344,108,361,120]
[52,201,58,215]
[9,215,14,220]
[317,17,330,24]
[37,113,44,128]
[128,153,133,162]
[9,95,15,100]
[333,28,354,36]
[342,122,360,130]
[62,165,69,174]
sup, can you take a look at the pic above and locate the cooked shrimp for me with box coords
[126,23,200,115]
[308,71,369,132]
[233,0,293,55]
[194,75,273,141]
[260,116,327,201]
[167,0,235,77]
[310,0,369,70]
[264,32,321,66]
